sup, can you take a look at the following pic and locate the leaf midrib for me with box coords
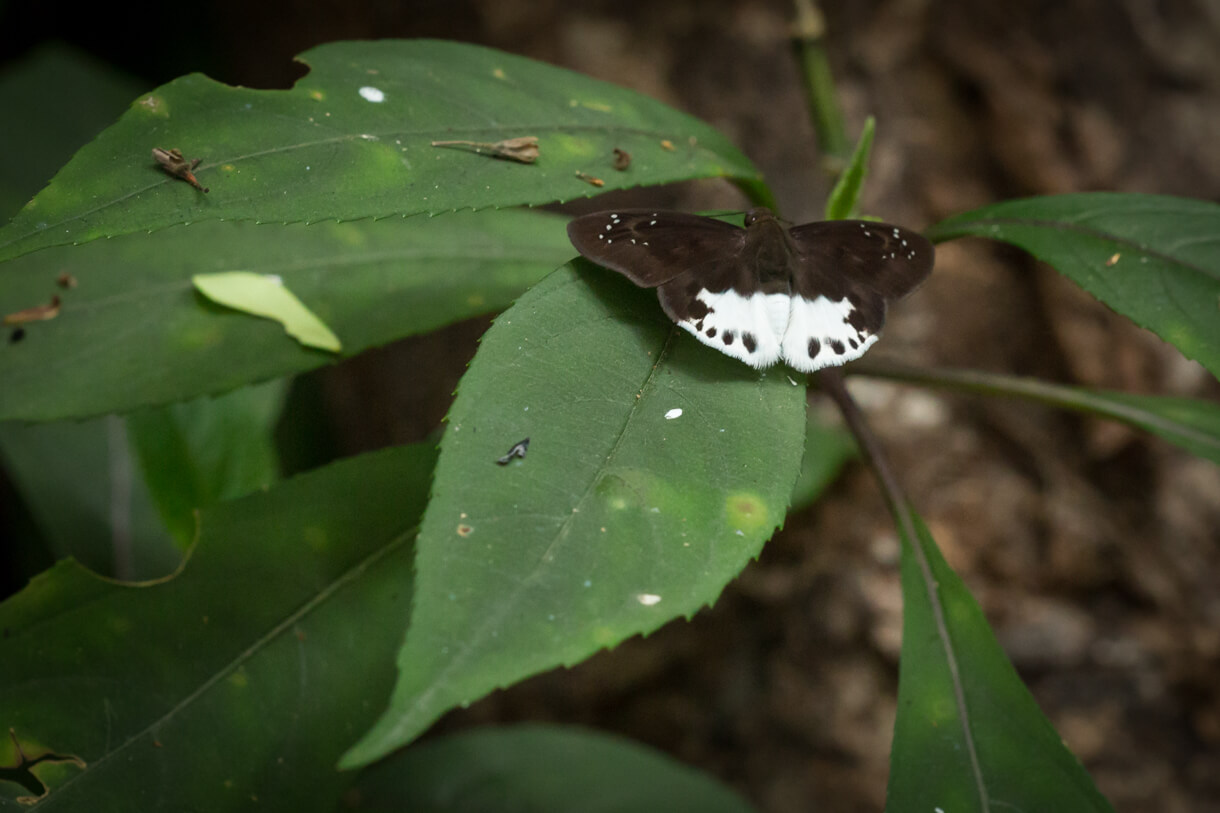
[2,121,734,255]
[930,216,1220,282]
[391,318,683,738]
[34,527,416,809]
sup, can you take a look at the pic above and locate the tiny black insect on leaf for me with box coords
[497,438,530,465]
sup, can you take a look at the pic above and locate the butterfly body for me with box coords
[567,207,933,373]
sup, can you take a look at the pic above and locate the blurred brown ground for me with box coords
[178,1,1220,809]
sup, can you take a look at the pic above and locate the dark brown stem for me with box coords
[817,366,990,808]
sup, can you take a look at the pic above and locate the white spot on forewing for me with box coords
[358,86,385,103]
[781,295,877,373]
[677,289,786,369]
[637,593,662,606]
[664,408,683,420]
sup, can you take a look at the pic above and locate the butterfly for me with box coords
[566,208,933,373]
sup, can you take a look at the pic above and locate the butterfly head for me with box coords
[743,207,777,228]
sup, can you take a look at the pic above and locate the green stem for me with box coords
[792,0,849,169]
[851,360,1217,447]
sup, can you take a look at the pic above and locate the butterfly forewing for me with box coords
[568,210,785,367]
[566,210,746,287]
[567,209,934,374]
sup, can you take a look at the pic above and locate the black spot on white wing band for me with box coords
[676,289,877,373]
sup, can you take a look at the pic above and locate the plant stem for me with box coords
[817,366,989,809]
[852,360,1217,447]
[792,0,849,170]
[816,369,906,521]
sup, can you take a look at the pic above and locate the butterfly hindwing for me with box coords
[658,280,787,369]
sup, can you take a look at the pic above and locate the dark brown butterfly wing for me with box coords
[567,210,786,367]
[779,220,934,371]
[566,210,746,287]
[568,210,934,373]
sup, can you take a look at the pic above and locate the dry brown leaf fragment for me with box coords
[430,136,540,164]
[574,171,605,187]
[4,295,61,326]
[612,148,632,171]
[153,147,209,192]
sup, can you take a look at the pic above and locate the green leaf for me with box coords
[0,46,144,220]
[857,363,1220,467]
[343,264,808,766]
[348,724,758,813]
[823,115,874,221]
[0,209,572,421]
[927,194,1220,379]
[887,508,1113,812]
[0,417,180,580]
[0,39,765,263]
[126,379,287,545]
[0,444,434,810]
[192,271,342,352]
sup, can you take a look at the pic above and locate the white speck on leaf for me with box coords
[665,408,683,420]
[359,86,385,103]
[637,593,662,606]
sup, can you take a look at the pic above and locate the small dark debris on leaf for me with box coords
[497,437,530,465]
[153,147,209,192]
[56,272,77,289]
[575,171,604,187]
[659,139,676,151]
[3,295,61,326]
[430,136,539,164]
[612,148,631,171]
[9,328,25,344]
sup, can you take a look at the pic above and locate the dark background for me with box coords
[2,1,1219,810]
